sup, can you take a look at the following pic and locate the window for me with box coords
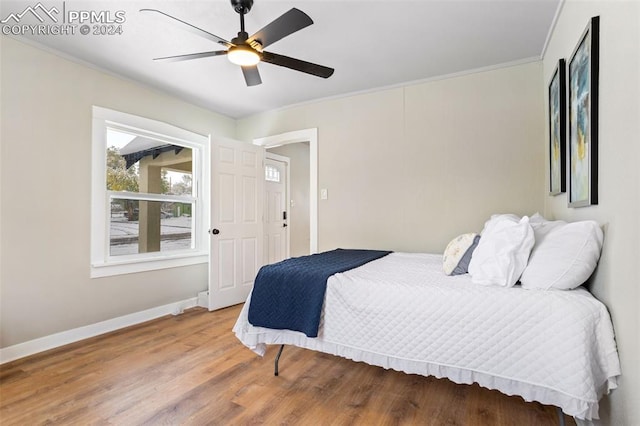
[265,164,281,182]
[91,107,209,278]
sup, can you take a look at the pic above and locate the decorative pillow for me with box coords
[443,233,480,275]
[520,220,604,290]
[468,215,535,287]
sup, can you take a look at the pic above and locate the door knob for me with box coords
[282,223,288,228]
[211,228,220,235]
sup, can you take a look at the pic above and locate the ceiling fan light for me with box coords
[227,46,260,66]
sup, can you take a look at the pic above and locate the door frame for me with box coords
[265,152,291,261]
[253,128,318,254]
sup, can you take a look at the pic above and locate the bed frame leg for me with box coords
[556,407,566,426]
[274,344,285,376]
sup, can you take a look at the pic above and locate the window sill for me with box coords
[91,251,208,278]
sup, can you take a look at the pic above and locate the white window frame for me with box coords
[91,106,209,278]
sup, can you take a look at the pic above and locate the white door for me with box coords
[208,136,264,311]
[264,155,289,264]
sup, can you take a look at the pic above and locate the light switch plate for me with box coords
[320,188,328,200]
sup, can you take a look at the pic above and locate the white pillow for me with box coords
[529,212,548,226]
[480,213,521,235]
[520,220,604,290]
[469,215,534,287]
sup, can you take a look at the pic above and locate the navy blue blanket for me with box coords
[248,249,391,337]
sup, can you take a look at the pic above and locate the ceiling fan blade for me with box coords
[247,8,313,49]
[242,65,262,87]
[153,51,228,62]
[261,51,334,79]
[140,9,232,47]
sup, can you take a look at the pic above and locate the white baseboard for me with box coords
[0,297,198,364]
[197,290,209,308]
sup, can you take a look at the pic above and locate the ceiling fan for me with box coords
[141,0,335,87]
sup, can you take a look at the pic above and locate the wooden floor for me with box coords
[0,305,576,426]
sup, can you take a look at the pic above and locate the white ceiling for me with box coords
[3,0,561,118]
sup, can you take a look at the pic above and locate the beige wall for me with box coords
[237,62,546,253]
[0,37,235,347]
[268,143,311,257]
[542,1,640,424]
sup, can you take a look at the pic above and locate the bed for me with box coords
[233,251,621,421]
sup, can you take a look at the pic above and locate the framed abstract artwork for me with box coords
[568,16,599,207]
[548,59,566,195]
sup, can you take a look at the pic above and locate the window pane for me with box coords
[265,164,281,182]
[164,169,193,196]
[106,129,139,192]
[106,128,193,195]
[110,199,193,256]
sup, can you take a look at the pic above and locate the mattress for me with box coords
[233,252,621,420]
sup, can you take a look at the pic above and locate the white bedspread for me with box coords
[233,253,620,420]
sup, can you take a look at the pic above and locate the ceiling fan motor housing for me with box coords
[231,0,254,14]
[231,32,250,44]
